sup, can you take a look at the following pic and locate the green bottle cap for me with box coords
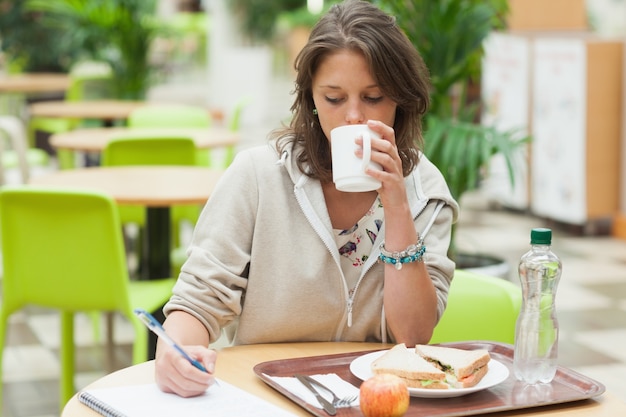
[530,228,552,245]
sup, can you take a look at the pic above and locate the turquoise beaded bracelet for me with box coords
[378,240,426,270]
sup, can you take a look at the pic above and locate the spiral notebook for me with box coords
[78,379,296,417]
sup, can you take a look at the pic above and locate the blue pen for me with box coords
[134,308,208,373]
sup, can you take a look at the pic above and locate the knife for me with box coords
[295,374,337,415]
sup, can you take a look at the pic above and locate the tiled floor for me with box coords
[3,190,626,416]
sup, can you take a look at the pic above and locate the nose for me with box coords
[344,99,365,124]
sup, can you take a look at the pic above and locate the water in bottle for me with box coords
[513,228,562,384]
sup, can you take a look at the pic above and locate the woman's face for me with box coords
[312,49,397,141]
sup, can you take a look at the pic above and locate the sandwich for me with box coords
[370,343,449,389]
[415,344,490,389]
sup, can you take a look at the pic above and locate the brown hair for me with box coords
[273,0,431,182]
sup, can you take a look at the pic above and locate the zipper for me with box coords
[292,176,353,335]
[347,298,354,327]
[346,251,376,328]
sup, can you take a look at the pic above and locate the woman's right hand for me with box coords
[155,343,218,397]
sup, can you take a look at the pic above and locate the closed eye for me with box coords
[324,96,384,104]
[325,96,342,104]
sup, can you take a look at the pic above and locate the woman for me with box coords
[155,0,458,397]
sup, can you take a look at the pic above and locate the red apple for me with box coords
[359,373,410,417]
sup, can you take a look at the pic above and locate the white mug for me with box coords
[330,124,383,192]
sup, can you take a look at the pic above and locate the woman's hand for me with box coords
[356,119,408,209]
[155,344,218,397]
[154,310,216,397]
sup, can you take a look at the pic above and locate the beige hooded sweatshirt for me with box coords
[164,140,459,345]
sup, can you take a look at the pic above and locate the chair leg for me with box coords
[224,145,236,167]
[105,312,115,373]
[0,311,9,411]
[60,311,75,408]
[88,311,101,345]
[57,149,76,169]
[131,321,149,365]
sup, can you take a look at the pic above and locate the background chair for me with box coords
[127,101,247,168]
[0,115,51,184]
[221,96,249,167]
[0,187,176,409]
[430,269,522,345]
[101,135,199,276]
[127,103,211,128]
[126,103,213,166]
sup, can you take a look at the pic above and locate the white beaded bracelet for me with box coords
[378,240,425,270]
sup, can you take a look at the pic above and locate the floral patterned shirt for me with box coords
[333,196,383,293]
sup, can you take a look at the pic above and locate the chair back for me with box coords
[128,104,211,128]
[430,269,522,344]
[0,186,177,408]
[66,60,115,101]
[0,187,132,316]
[100,135,199,260]
[101,136,197,167]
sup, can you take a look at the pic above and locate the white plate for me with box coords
[350,349,510,398]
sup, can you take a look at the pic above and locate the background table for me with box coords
[49,126,239,153]
[61,342,626,417]
[0,73,71,117]
[28,100,147,125]
[29,166,223,279]
[0,73,70,93]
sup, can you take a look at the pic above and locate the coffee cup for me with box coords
[330,124,383,192]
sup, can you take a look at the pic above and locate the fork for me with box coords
[300,374,359,408]
[334,394,359,408]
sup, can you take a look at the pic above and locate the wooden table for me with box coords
[0,73,70,93]
[61,342,626,417]
[29,166,223,279]
[28,100,146,124]
[0,73,71,116]
[49,126,240,153]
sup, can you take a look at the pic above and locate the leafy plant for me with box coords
[0,1,75,73]
[25,0,163,99]
[229,0,306,44]
[387,0,505,117]
[376,0,528,258]
[424,113,527,203]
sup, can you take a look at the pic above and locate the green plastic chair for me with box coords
[0,187,176,410]
[128,104,211,128]
[127,103,212,165]
[101,135,200,275]
[221,96,250,167]
[430,269,522,345]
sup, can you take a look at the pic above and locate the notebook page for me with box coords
[79,379,296,417]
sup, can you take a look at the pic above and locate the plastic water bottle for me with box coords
[513,228,562,384]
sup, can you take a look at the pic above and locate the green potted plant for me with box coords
[0,0,75,73]
[25,0,163,99]
[228,0,306,45]
[276,2,342,73]
[377,0,529,270]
